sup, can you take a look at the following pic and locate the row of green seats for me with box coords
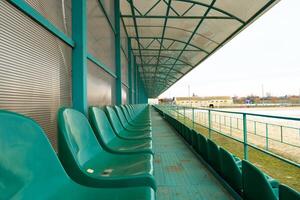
[0,104,156,200]
[154,106,299,200]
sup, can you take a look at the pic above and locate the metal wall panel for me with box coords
[122,85,128,104]
[87,0,116,72]
[25,0,72,36]
[87,61,116,106]
[0,1,72,150]
[121,50,128,85]
[121,18,128,57]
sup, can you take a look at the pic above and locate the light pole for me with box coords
[188,85,191,107]
[261,84,264,106]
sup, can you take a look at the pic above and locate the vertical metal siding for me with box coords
[25,0,72,37]
[122,85,128,104]
[87,60,115,106]
[0,1,72,150]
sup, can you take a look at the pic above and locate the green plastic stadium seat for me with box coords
[187,128,194,144]
[207,139,221,173]
[279,184,300,200]
[121,105,151,127]
[89,107,153,155]
[219,148,242,194]
[106,106,152,140]
[197,133,208,161]
[0,110,155,200]
[57,108,156,190]
[125,105,151,124]
[191,130,198,149]
[114,106,151,132]
[242,160,278,200]
[182,125,189,141]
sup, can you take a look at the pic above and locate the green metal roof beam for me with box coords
[121,15,237,20]
[130,36,209,53]
[140,72,179,80]
[132,48,203,52]
[134,54,193,67]
[142,80,173,86]
[140,64,185,75]
[163,0,180,16]
[128,0,146,79]
[153,0,172,94]
[158,1,278,97]
[177,0,245,24]
[182,3,195,16]
[164,0,216,84]
[126,25,219,45]
[97,0,115,33]
[144,0,161,16]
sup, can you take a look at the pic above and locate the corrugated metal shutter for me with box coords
[0,1,72,150]
[25,0,72,37]
[87,60,115,106]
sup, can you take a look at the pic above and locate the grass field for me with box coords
[170,112,300,191]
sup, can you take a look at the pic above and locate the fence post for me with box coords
[183,107,186,124]
[280,126,283,143]
[243,113,248,160]
[208,110,211,139]
[192,108,195,129]
[266,123,269,150]
[230,117,232,135]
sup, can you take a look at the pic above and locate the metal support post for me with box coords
[243,113,248,160]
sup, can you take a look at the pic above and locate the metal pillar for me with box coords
[208,110,212,139]
[128,39,132,104]
[192,108,195,129]
[72,0,87,114]
[114,0,122,105]
[243,113,248,160]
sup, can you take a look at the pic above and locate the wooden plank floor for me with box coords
[151,109,233,200]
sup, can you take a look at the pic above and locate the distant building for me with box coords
[158,98,174,104]
[148,98,159,105]
[175,96,233,108]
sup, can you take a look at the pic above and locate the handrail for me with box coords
[157,104,300,168]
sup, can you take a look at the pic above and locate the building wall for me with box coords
[0,1,72,149]
[176,97,233,107]
[0,0,146,149]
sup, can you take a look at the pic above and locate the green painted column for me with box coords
[133,58,137,103]
[115,0,122,105]
[72,0,87,114]
[243,113,248,160]
[128,38,132,104]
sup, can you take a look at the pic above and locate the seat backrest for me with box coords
[279,184,300,200]
[58,108,102,167]
[207,139,221,172]
[242,160,278,200]
[120,105,132,121]
[219,147,242,193]
[191,130,198,148]
[114,106,128,127]
[105,106,124,133]
[197,134,208,161]
[125,105,134,118]
[89,107,117,144]
[0,110,66,199]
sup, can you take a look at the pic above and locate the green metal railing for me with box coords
[160,105,300,167]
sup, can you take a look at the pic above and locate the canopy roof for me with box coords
[120,0,279,98]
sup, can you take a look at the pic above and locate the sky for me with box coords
[159,0,300,99]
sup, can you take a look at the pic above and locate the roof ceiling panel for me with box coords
[121,0,280,97]
[214,0,270,21]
